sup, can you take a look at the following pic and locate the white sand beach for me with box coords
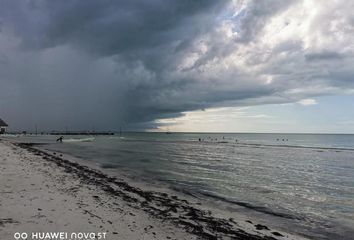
[0,139,306,240]
[0,140,196,240]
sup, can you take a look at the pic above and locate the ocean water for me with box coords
[4,133,354,239]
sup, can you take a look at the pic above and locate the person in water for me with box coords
[56,136,64,143]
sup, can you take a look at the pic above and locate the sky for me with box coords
[0,0,354,133]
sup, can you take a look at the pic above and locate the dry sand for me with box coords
[0,140,307,240]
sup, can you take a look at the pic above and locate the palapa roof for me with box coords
[0,118,8,127]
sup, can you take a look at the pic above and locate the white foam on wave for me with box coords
[63,137,95,143]
[108,136,125,140]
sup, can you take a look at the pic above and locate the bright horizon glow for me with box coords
[153,95,354,134]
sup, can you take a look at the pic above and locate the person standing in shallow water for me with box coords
[56,136,64,143]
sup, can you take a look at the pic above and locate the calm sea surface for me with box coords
[3,133,354,239]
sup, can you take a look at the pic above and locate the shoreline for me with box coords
[1,140,305,240]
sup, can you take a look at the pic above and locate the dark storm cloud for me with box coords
[0,0,354,131]
[0,0,231,130]
[305,51,344,61]
[3,1,224,55]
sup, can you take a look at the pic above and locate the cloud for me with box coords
[297,99,318,106]
[305,51,344,61]
[0,0,353,131]
[338,120,354,125]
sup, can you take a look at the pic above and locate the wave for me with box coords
[105,137,354,151]
[195,190,303,220]
[63,137,95,143]
[99,163,119,169]
[235,142,354,152]
[109,136,125,139]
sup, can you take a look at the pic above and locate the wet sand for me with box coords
[0,140,306,240]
